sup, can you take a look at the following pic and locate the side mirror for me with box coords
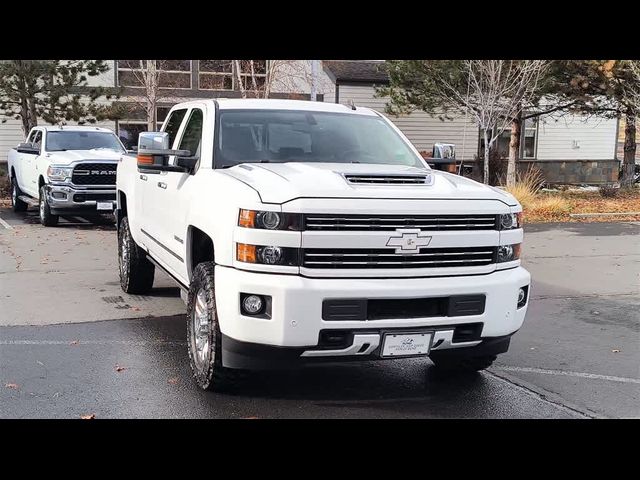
[136,132,191,171]
[16,143,39,155]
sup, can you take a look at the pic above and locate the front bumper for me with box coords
[45,184,116,215]
[215,265,531,368]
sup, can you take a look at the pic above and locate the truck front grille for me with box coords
[71,163,117,186]
[304,214,498,231]
[302,247,496,269]
[344,174,431,185]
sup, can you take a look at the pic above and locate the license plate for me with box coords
[96,202,113,211]
[382,332,433,357]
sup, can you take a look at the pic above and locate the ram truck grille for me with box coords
[302,247,497,269]
[304,214,498,231]
[71,163,117,186]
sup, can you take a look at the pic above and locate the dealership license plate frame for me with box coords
[381,331,433,358]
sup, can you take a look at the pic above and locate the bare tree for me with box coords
[442,61,549,184]
[119,60,185,131]
[232,60,331,100]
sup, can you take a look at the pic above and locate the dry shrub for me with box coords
[529,196,572,216]
[599,184,619,198]
[505,166,545,209]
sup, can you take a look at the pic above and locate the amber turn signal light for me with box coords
[137,154,154,165]
[238,209,256,228]
[236,243,257,263]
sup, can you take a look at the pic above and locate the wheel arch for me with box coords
[186,225,215,283]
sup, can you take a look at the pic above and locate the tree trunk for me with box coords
[483,130,490,184]
[234,60,247,98]
[507,110,522,187]
[15,60,38,135]
[620,112,637,189]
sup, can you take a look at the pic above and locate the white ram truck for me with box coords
[115,99,530,391]
[7,125,125,226]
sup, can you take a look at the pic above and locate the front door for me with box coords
[148,107,203,281]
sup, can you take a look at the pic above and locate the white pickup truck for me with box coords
[7,125,125,226]
[116,99,530,391]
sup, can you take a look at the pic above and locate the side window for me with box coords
[178,109,203,157]
[32,131,42,151]
[162,109,187,148]
[26,130,37,144]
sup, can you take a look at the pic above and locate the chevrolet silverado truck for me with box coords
[8,125,125,226]
[115,99,530,391]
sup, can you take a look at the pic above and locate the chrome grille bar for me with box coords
[304,214,498,231]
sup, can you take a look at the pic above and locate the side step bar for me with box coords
[18,195,39,207]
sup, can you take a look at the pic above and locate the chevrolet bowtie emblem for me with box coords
[386,229,432,254]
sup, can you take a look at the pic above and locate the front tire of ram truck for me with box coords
[187,262,240,392]
[118,216,155,294]
[10,176,28,212]
[39,186,59,227]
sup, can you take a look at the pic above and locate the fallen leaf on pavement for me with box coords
[115,364,126,372]
[80,414,96,420]
[5,383,19,390]
[167,377,179,385]
[70,340,79,345]
[131,307,141,311]
[242,416,259,419]
[612,349,621,353]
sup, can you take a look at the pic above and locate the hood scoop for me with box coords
[343,172,433,186]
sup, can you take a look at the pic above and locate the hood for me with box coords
[221,162,518,206]
[45,149,123,165]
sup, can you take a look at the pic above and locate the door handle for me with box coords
[157,182,167,189]
[139,174,148,181]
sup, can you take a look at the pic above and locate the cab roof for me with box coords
[37,125,115,133]
[175,98,380,116]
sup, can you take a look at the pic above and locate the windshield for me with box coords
[46,131,125,152]
[215,110,426,169]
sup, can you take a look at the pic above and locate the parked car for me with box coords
[7,126,125,226]
[116,99,531,391]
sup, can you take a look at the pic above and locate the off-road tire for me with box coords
[39,185,59,227]
[11,176,28,212]
[186,261,241,392]
[429,354,497,373]
[118,216,155,294]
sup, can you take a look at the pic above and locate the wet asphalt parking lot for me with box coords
[1,206,638,418]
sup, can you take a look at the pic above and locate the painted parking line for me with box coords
[0,215,13,230]
[494,365,640,385]
[0,339,186,346]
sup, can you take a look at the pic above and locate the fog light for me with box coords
[51,192,67,200]
[242,294,264,315]
[517,286,528,308]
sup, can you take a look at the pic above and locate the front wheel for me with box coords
[186,261,239,392]
[39,186,58,227]
[11,177,28,212]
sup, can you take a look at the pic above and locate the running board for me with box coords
[18,195,39,207]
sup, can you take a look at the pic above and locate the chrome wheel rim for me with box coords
[191,289,211,371]
[120,231,129,277]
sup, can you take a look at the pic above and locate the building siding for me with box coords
[536,115,618,160]
[335,84,480,160]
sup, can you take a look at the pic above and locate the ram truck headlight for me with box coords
[236,243,299,266]
[238,209,302,231]
[498,212,524,230]
[47,166,73,182]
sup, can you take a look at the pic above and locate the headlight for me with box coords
[498,212,523,230]
[497,243,522,263]
[47,166,73,181]
[236,243,299,266]
[238,209,302,230]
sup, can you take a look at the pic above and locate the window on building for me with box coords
[117,60,192,89]
[198,60,267,92]
[479,116,539,159]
